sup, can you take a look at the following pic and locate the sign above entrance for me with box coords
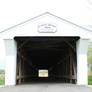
[38,23,57,33]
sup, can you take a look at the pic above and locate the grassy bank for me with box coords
[88,76,92,85]
[0,70,5,85]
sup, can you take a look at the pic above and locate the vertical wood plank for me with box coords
[18,50,22,84]
[69,48,73,83]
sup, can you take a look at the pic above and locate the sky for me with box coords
[0,0,92,69]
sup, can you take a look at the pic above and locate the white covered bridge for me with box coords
[0,12,92,86]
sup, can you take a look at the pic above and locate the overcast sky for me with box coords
[0,0,92,69]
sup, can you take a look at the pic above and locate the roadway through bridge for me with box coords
[0,84,92,92]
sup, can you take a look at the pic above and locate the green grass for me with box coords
[88,76,92,85]
[0,81,5,85]
[0,70,5,85]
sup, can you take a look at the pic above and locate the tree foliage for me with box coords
[88,42,92,63]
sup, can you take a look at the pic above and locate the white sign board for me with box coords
[38,23,57,33]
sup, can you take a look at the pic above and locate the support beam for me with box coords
[4,39,17,86]
[76,39,88,85]
[18,57,22,84]
[69,48,73,83]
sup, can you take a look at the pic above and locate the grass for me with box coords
[0,81,5,85]
[0,70,5,85]
[88,76,92,85]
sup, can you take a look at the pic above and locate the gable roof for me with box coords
[0,12,92,34]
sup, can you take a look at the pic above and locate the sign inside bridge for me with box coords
[38,70,48,77]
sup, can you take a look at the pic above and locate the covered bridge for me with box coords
[0,12,92,86]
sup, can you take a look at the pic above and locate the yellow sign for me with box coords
[38,70,48,77]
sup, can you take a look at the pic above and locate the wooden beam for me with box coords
[72,57,77,83]
[17,49,22,84]
[69,48,73,83]
[18,58,22,84]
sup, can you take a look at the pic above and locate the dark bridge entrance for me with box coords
[15,37,79,84]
